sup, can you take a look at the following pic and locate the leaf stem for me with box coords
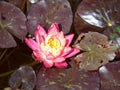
[0,49,8,61]
[0,61,39,78]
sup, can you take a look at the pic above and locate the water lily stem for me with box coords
[0,49,8,61]
[0,61,39,78]
[0,70,14,78]
[0,49,15,66]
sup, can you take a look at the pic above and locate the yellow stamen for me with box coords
[47,36,61,50]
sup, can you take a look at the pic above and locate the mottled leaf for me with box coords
[73,32,118,71]
[99,61,120,90]
[9,66,36,90]
[0,1,27,48]
[36,61,99,90]
[27,0,73,34]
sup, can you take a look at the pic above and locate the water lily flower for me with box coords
[25,22,80,68]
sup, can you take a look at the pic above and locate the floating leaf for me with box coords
[0,28,16,48]
[27,0,73,34]
[74,0,120,34]
[73,32,118,71]
[0,1,27,48]
[36,61,99,90]
[99,61,120,90]
[9,66,36,90]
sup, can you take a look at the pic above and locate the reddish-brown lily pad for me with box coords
[99,61,120,90]
[27,0,73,34]
[0,1,27,48]
[74,0,120,34]
[36,61,99,90]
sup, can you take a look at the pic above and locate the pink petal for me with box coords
[56,32,66,47]
[35,25,47,38]
[54,57,66,63]
[55,62,68,68]
[56,31,64,39]
[35,32,44,44]
[61,47,72,56]
[65,48,80,58]
[32,50,44,62]
[25,38,39,50]
[43,60,54,68]
[46,53,55,59]
[48,22,59,35]
[65,34,74,46]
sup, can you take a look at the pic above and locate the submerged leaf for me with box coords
[74,32,118,71]
[9,66,36,90]
[0,1,27,48]
[36,61,99,90]
[27,0,73,34]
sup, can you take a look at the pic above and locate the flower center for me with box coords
[47,35,61,50]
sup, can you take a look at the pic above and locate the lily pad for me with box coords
[0,1,27,48]
[27,0,73,34]
[9,66,36,90]
[73,32,118,71]
[99,61,120,90]
[74,0,120,34]
[36,61,99,90]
